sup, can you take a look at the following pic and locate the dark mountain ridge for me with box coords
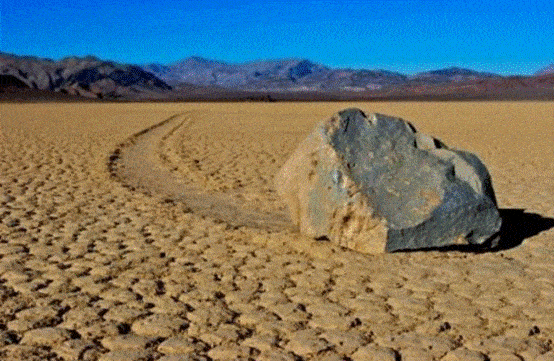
[0,52,172,99]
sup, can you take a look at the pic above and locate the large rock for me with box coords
[275,108,501,253]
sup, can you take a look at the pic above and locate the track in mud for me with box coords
[108,112,292,231]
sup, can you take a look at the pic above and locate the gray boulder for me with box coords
[275,108,501,253]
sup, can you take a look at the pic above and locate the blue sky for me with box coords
[1,0,553,75]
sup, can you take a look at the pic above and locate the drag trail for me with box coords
[108,111,291,232]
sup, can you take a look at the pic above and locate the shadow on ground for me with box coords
[495,208,554,251]
[403,208,554,253]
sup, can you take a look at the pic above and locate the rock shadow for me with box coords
[494,208,554,251]
[401,208,554,253]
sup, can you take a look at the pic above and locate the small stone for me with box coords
[529,325,541,335]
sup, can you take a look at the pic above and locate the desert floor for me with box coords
[0,101,553,361]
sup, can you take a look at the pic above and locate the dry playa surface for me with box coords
[0,101,553,361]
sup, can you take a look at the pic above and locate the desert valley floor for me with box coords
[0,101,554,361]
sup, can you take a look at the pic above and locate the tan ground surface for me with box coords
[0,101,553,361]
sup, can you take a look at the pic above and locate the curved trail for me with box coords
[108,112,291,231]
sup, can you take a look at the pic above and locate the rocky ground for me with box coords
[0,101,553,360]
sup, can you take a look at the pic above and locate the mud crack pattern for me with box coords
[0,102,553,360]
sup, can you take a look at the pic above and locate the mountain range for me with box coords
[142,57,411,91]
[1,52,554,101]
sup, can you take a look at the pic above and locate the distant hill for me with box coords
[0,53,172,99]
[388,73,554,100]
[143,57,408,91]
[411,67,501,83]
[536,64,554,76]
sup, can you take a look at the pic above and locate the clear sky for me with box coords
[1,0,553,75]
